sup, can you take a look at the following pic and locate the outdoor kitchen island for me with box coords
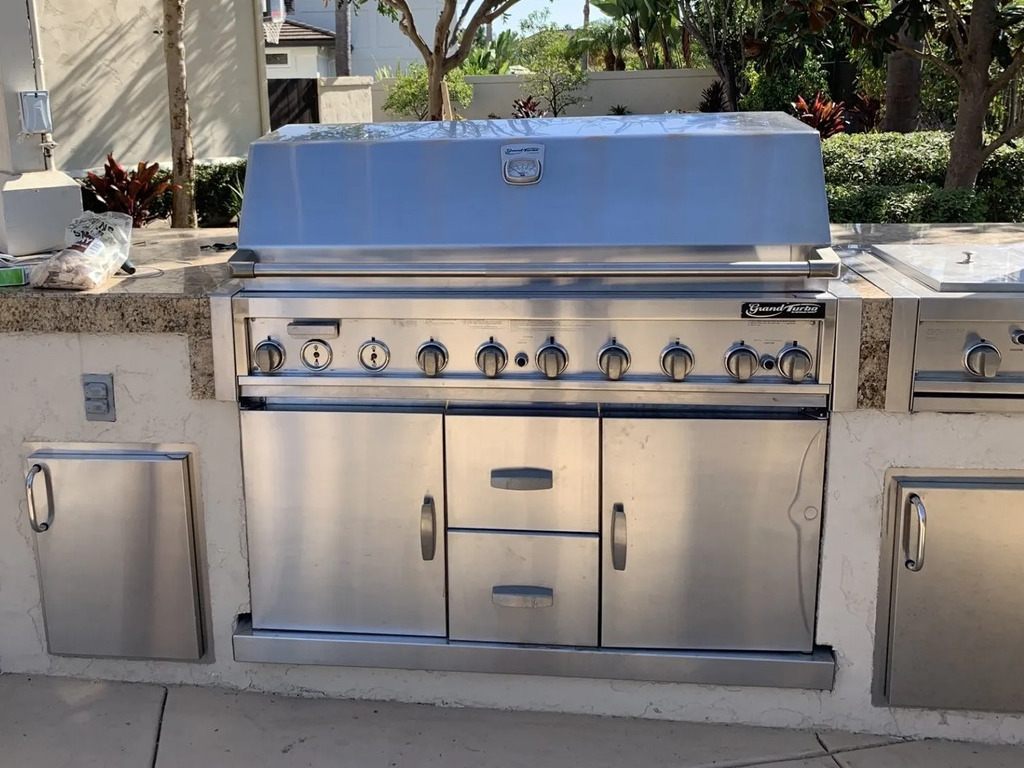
[2,221,1024,745]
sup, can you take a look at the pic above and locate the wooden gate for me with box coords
[268,79,319,130]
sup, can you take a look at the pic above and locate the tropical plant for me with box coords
[515,22,591,117]
[609,104,633,114]
[677,0,750,110]
[82,154,181,228]
[512,96,547,117]
[698,80,727,112]
[593,0,682,69]
[463,29,518,74]
[569,20,631,70]
[793,92,847,139]
[329,1,532,120]
[382,64,474,120]
[846,93,881,134]
[776,0,1024,188]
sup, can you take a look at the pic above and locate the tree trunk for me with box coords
[582,1,590,70]
[881,32,922,133]
[162,0,196,228]
[427,59,446,121]
[715,57,739,111]
[335,1,352,76]
[946,87,988,188]
[682,28,692,68]
[658,29,673,69]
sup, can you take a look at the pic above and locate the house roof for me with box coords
[268,19,335,47]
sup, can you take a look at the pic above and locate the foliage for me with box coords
[463,29,518,75]
[383,64,474,120]
[827,183,987,224]
[594,0,683,69]
[699,81,727,112]
[793,92,847,138]
[569,20,631,70]
[193,161,247,227]
[609,104,633,115]
[512,96,547,118]
[678,0,751,110]
[82,154,180,228]
[846,93,881,133]
[740,58,829,112]
[517,24,590,117]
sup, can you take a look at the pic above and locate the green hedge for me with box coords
[822,132,1024,222]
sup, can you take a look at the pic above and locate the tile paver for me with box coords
[155,685,826,768]
[834,740,1024,768]
[0,673,165,768]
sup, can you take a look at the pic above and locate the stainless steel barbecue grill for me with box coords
[213,113,859,690]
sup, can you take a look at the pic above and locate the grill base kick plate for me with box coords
[232,617,836,690]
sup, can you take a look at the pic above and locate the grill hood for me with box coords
[237,113,831,254]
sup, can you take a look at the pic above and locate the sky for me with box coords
[494,0,587,32]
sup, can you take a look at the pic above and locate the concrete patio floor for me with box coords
[2,675,1023,768]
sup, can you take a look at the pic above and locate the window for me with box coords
[266,52,290,67]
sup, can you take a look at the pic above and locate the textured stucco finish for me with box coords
[2,333,1024,744]
[38,0,265,173]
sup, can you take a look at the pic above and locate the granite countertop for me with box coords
[3,223,1024,405]
[0,228,238,399]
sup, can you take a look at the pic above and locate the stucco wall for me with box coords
[266,46,335,80]
[38,0,267,173]
[372,69,719,122]
[318,76,374,123]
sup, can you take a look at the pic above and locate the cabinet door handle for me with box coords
[26,464,54,533]
[420,495,436,561]
[491,586,554,609]
[904,494,927,572]
[612,503,627,571]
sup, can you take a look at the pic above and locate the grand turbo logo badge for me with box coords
[742,302,826,319]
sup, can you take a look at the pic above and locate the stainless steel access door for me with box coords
[602,416,826,652]
[26,450,203,660]
[883,480,1024,712]
[242,409,447,635]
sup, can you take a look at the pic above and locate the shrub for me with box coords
[194,160,246,227]
[741,60,829,113]
[977,145,1024,222]
[81,154,180,228]
[383,65,473,120]
[793,92,847,139]
[821,132,949,186]
[827,183,988,224]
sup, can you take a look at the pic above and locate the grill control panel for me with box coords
[244,315,825,385]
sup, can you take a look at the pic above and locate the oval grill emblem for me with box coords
[742,302,826,319]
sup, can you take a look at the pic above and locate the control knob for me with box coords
[597,341,630,381]
[536,340,569,379]
[476,340,508,378]
[777,344,813,383]
[660,343,695,381]
[964,340,1001,378]
[725,343,759,382]
[252,339,285,373]
[416,340,448,377]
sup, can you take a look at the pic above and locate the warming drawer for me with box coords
[447,531,599,646]
[445,414,599,532]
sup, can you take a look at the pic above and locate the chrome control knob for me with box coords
[777,344,813,383]
[660,344,695,381]
[416,340,448,377]
[475,340,507,378]
[536,341,568,379]
[252,339,285,373]
[964,341,1001,378]
[598,341,630,381]
[725,344,759,382]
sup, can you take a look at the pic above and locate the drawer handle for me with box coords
[26,464,54,534]
[491,585,554,609]
[904,494,927,572]
[420,495,436,561]
[612,503,627,571]
[287,320,339,339]
[490,468,553,491]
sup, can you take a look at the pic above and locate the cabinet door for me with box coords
[242,410,446,635]
[28,451,202,660]
[602,417,826,651]
[886,482,1024,712]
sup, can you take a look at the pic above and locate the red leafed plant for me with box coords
[83,154,180,227]
[793,92,847,139]
[512,96,547,119]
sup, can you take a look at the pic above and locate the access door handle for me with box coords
[25,464,54,533]
[489,468,553,491]
[420,495,436,561]
[611,502,627,570]
[491,585,554,609]
[904,494,927,572]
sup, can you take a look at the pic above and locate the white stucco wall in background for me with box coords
[38,0,267,173]
[265,46,336,79]
[3,333,1024,744]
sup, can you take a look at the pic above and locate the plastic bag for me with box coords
[30,211,133,290]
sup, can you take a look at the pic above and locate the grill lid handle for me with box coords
[490,468,554,491]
